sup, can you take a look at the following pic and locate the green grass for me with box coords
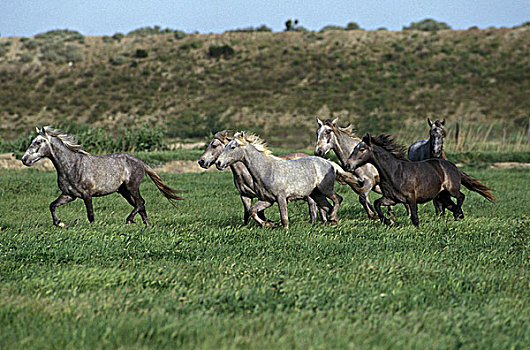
[0,164,528,349]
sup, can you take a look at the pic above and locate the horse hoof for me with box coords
[329,219,338,225]
[56,222,66,228]
[263,221,275,228]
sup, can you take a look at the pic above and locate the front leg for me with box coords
[50,193,76,227]
[240,195,253,225]
[250,200,274,227]
[277,196,289,229]
[374,197,396,225]
[82,196,95,223]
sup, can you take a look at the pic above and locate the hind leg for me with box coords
[433,198,445,216]
[119,184,149,225]
[358,193,378,219]
[453,191,465,220]
[374,197,397,225]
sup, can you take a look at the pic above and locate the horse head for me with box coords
[344,134,373,172]
[314,117,340,157]
[198,130,233,168]
[215,132,246,170]
[428,118,446,158]
[22,127,52,166]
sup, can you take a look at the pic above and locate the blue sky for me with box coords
[1,0,528,37]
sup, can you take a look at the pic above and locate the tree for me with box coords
[403,19,451,31]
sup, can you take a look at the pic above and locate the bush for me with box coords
[34,29,84,43]
[403,19,451,31]
[127,26,174,36]
[346,22,362,30]
[208,44,235,59]
[134,49,148,58]
[320,25,344,32]
[40,43,83,63]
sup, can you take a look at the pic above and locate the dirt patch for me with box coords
[155,160,218,174]
[490,162,530,169]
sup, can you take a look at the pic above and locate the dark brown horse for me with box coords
[345,134,495,227]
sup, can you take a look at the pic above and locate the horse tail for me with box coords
[458,168,496,202]
[144,165,185,206]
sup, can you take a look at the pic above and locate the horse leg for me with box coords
[122,184,148,225]
[454,191,465,220]
[317,189,342,225]
[433,197,445,216]
[250,200,274,227]
[50,193,76,227]
[306,196,318,224]
[240,195,253,225]
[406,200,420,227]
[374,197,396,225]
[82,196,95,223]
[277,196,289,229]
[359,193,377,219]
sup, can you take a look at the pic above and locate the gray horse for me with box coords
[215,132,357,229]
[314,117,389,219]
[198,130,324,224]
[408,118,447,214]
[408,118,447,161]
[22,127,183,227]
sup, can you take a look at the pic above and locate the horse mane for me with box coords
[43,126,89,155]
[234,132,281,159]
[323,119,361,142]
[369,134,408,160]
[213,130,234,144]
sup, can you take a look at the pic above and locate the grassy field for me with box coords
[0,159,528,349]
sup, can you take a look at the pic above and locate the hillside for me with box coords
[0,28,529,148]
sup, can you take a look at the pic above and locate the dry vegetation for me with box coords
[0,27,529,150]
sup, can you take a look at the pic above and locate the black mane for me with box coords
[369,134,408,160]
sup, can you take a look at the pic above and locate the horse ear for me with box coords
[441,119,446,125]
[343,124,353,133]
[427,118,432,127]
[363,133,372,147]
[316,117,323,127]
[36,127,41,135]
[331,117,338,126]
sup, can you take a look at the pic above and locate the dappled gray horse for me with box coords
[215,132,356,229]
[408,118,447,161]
[408,118,447,214]
[314,117,387,219]
[22,127,183,226]
[198,130,324,224]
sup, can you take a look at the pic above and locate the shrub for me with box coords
[109,54,127,65]
[403,19,451,31]
[127,26,174,36]
[346,22,362,30]
[208,44,235,59]
[134,49,148,58]
[320,25,344,32]
[34,29,84,43]
[227,25,272,33]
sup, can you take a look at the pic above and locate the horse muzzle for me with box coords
[197,158,209,169]
[215,160,227,170]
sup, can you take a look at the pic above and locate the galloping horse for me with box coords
[408,118,447,215]
[345,134,495,227]
[215,132,356,229]
[198,130,324,224]
[315,117,390,219]
[22,127,183,226]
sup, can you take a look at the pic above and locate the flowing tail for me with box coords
[459,169,496,202]
[144,165,185,206]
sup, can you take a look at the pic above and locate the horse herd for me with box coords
[21,119,495,228]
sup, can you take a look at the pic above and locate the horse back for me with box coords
[408,139,429,161]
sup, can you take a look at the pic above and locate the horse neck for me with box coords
[370,145,404,182]
[429,134,444,158]
[48,137,81,175]
[334,132,360,166]
[240,145,275,182]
